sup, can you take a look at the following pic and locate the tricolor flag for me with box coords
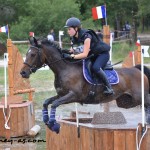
[92,5,106,20]
[0,25,9,34]
[136,39,140,46]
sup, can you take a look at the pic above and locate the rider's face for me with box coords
[67,27,77,37]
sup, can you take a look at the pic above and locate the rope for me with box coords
[2,106,11,130]
[136,124,148,150]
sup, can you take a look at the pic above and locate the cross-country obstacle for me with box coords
[46,118,150,150]
[0,39,35,139]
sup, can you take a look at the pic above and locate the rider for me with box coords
[64,17,114,95]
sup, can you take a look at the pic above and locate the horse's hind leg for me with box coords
[42,95,59,124]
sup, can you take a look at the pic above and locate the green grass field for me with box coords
[0,68,56,106]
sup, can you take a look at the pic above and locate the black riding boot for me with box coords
[96,68,114,95]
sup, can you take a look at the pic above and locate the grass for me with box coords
[0,68,56,105]
[112,42,149,64]
[29,70,56,109]
[16,44,29,57]
[112,42,135,62]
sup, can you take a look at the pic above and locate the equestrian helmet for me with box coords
[64,17,81,28]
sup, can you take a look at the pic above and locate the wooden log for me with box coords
[27,125,41,137]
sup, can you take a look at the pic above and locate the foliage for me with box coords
[9,0,80,40]
[0,0,30,25]
[0,0,150,41]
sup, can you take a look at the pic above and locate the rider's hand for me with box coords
[62,49,72,54]
[63,53,73,59]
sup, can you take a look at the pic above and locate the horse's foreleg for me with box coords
[43,95,59,109]
[47,91,76,134]
[42,95,59,124]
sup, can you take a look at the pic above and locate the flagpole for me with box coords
[105,4,107,26]
[141,47,145,128]
[7,24,10,39]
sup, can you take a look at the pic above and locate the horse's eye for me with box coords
[31,53,36,57]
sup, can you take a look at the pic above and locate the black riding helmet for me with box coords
[64,17,81,28]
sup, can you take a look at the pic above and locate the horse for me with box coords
[20,37,150,134]
[0,42,7,56]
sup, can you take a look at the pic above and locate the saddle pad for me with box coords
[83,60,119,85]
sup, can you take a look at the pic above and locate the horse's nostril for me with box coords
[20,71,26,76]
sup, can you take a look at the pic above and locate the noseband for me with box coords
[24,46,45,73]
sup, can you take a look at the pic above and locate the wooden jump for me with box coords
[0,39,35,139]
[46,118,150,150]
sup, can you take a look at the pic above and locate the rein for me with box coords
[44,54,94,66]
[112,60,123,66]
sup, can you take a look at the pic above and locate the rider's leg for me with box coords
[96,68,114,95]
[92,52,114,95]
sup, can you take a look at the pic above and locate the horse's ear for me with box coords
[28,37,35,46]
[33,37,38,47]
[28,37,39,47]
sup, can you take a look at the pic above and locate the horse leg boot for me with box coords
[96,68,114,95]
[42,96,58,124]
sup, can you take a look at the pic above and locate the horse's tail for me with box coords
[135,64,150,93]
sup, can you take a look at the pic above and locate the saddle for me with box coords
[83,59,119,85]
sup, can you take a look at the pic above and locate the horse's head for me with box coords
[20,37,45,78]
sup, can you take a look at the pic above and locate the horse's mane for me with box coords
[41,38,82,66]
[41,38,62,54]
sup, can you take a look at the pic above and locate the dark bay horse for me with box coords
[20,38,150,134]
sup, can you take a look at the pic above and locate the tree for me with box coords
[8,0,81,40]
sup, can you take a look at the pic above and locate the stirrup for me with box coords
[103,86,114,95]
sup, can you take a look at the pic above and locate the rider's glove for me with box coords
[63,53,73,59]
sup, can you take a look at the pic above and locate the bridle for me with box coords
[24,46,46,73]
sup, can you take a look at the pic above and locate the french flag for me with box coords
[136,39,140,46]
[0,25,9,34]
[92,5,106,20]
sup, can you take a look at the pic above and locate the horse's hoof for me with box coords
[51,122,60,134]
[47,121,60,134]
[42,109,49,124]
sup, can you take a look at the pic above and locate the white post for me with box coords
[59,31,64,48]
[141,47,145,127]
[75,103,80,137]
[4,53,8,109]
[109,32,113,62]
[132,51,135,66]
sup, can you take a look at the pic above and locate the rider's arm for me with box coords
[71,38,91,59]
